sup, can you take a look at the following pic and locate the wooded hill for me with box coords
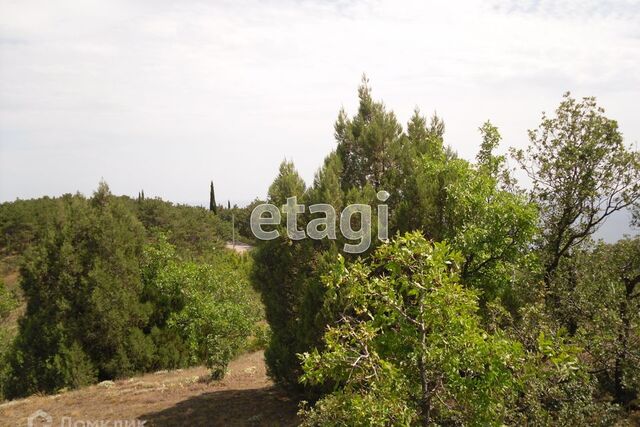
[1,79,640,426]
[0,185,265,400]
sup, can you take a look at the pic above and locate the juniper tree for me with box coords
[252,161,310,387]
[4,183,149,397]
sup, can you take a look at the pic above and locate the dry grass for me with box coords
[0,351,299,426]
[0,255,20,291]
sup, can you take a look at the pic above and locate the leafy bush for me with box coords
[301,233,616,425]
[300,233,525,425]
[163,254,261,379]
[0,279,16,320]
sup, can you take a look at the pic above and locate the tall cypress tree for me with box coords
[209,181,217,214]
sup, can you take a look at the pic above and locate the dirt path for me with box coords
[225,242,253,254]
[0,351,299,427]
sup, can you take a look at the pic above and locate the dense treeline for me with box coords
[253,78,640,425]
[0,183,263,399]
[0,190,236,258]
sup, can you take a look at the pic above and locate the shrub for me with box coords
[301,233,525,425]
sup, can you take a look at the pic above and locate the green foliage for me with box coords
[246,321,271,352]
[255,80,537,396]
[300,380,417,427]
[253,160,308,387]
[385,109,446,234]
[508,92,640,417]
[0,279,16,320]
[133,197,232,256]
[59,341,98,389]
[412,151,537,303]
[162,252,261,379]
[301,233,525,425]
[300,234,616,425]
[3,183,149,397]
[253,158,347,392]
[335,75,403,190]
[253,80,637,424]
[565,238,640,405]
[2,77,637,426]
[512,92,640,289]
[1,183,260,398]
[0,197,60,255]
[306,153,344,214]
[0,280,17,399]
[141,234,263,377]
[252,229,320,388]
[0,191,235,259]
[477,120,512,186]
[268,160,307,206]
[507,303,620,425]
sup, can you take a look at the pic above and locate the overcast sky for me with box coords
[0,0,638,237]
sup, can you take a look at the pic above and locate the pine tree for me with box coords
[335,75,403,190]
[209,181,217,214]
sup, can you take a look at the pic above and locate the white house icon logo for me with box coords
[27,409,52,427]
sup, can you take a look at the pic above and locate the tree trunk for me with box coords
[613,279,636,405]
[418,356,431,426]
[418,304,432,427]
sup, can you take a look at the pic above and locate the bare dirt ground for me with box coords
[225,242,253,254]
[0,351,299,427]
[0,255,20,291]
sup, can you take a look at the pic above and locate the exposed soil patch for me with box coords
[0,351,299,426]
